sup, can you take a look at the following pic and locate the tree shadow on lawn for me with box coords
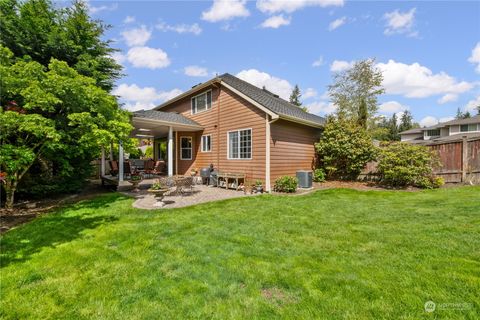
[0,195,124,268]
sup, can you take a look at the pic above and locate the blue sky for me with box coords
[85,0,480,126]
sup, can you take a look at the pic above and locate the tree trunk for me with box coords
[4,180,16,209]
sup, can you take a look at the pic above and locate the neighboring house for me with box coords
[400,115,480,144]
[130,73,325,191]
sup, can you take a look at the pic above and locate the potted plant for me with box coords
[147,179,170,207]
[255,180,263,193]
[128,173,143,192]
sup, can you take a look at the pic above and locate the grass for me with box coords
[1,187,479,319]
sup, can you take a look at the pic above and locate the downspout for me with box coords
[214,82,221,170]
[265,115,279,192]
[175,131,178,175]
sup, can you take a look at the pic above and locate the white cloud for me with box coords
[437,93,458,104]
[156,22,202,35]
[419,116,438,127]
[312,56,324,67]
[465,95,480,112]
[86,1,117,15]
[202,0,250,22]
[378,101,409,114]
[383,8,417,36]
[328,16,346,31]
[303,88,318,99]
[377,60,474,98]
[305,101,337,115]
[330,60,354,72]
[439,116,455,123]
[184,66,209,77]
[260,15,291,29]
[123,16,135,24]
[127,47,171,69]
[468,42,480,73]
[113,84,182,111]
[110,52,126,65]
[257,0,344,14]
[122,25,152,47]
[236,69,293,100]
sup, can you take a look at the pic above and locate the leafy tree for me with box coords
[328,58,385,124]
[315,117,378,180]
[0,0,122,91]
[0,46,132,207]
[289,84,308,112]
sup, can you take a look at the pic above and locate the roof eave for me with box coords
[278,114,324,128]
[132,116,204,130]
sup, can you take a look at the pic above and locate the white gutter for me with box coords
[132,117,204,131]
[265,115,279,192]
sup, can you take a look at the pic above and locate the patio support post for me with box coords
[168,126,173,176]
[101,146,105,177]
[265,114,271,192]
[119,140,124,182]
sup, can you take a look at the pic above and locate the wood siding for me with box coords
[270,119,321,184]
[160,85,267,182]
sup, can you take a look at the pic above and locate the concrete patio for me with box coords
[123,181,251,210]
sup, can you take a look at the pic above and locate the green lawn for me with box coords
[1,187,479,319]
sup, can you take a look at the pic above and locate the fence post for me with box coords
[462,135,468,183]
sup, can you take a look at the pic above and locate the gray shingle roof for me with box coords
[219,73,325,126]
[133,110,202,127]
[399,127,423,134]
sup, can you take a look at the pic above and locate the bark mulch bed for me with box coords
[0,183,111,234]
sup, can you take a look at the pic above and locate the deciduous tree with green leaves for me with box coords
[0,46,132,207]
[328,58,384,126]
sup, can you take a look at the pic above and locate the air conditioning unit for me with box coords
[296,170,313,188]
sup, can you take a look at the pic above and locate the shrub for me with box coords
[274,176,298,193]
[313,169,325,182]
[377,142,441,188]
[144,146,153,159]
[315,118,378,180]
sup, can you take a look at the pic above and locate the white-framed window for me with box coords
[228,129,252,160]
[425,129,440,137]
[191,90,212,114]
[201,135,211,152]
[180,136,192,160]
[460,124,479,132]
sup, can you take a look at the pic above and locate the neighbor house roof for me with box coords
[155,73,325,128]
[400,115,480,135]
[425,132,480,145]
[133,110,202,127]
[399,127,423,135]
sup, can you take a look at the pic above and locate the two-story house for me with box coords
[130,73,325,191]
[400,115,480,144]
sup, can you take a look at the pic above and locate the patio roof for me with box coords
[131,110,203,138]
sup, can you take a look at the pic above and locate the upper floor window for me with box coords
[228,129,252,159]
[425,129,440,137]
[191,90,212,114]
[460,124,479,132]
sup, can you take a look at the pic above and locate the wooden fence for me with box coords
[360,136,480,184]
[429,137,480,184]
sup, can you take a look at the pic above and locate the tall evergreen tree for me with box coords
[455,107,472,119]
[388,113,400,141]
[289,84,308,111]
[289,85,302,106]
[357,98,368,129]
[398,110,414,133]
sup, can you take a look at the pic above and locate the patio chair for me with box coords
[143,160,155,178]
[175,176,194,196]
[123,161,133,179]
[108,160,118,176]
[152,161,166,175]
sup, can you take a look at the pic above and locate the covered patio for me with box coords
[100,110,203,189]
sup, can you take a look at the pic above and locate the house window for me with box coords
[228,129,252,159]
[180,137,192,160]
[191,90,212,114]
[460,124,478,132]
[201,135,211,152]
[425,129,440,137]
